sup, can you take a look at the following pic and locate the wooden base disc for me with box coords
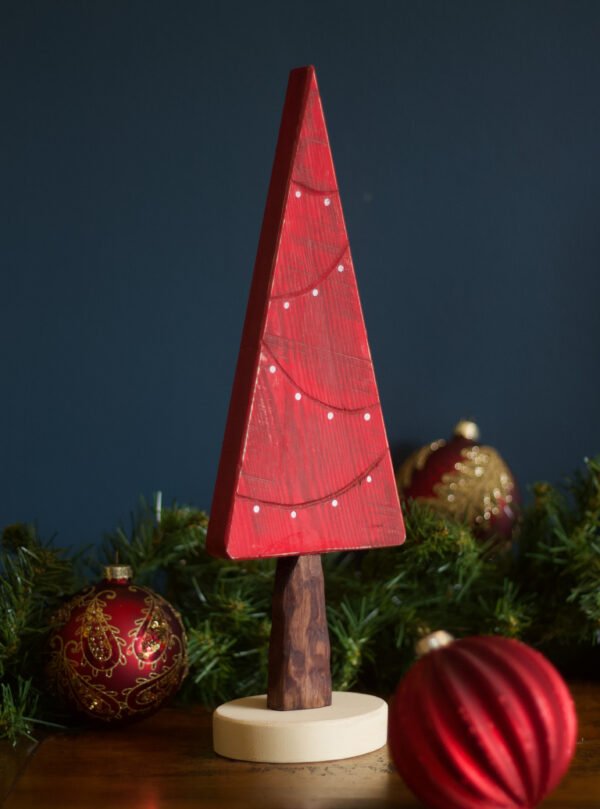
[213,691,387,763]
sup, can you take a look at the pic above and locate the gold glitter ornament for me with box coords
[397,421,519,544]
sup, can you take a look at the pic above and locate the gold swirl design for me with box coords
[75,590,127,676]
[124,656,186,712]
[129,591,179,669]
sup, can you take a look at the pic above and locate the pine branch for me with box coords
[0,525,80,745]
[517,457,600,646]
[0,524,80,679]
[2,456,599,743]
[100,499,209,587]
[0,678,39,745]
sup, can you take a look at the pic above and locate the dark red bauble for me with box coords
[397,420,520,543]
[47,565,188,725]
[389,632,577,809]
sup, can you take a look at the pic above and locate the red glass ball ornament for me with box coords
[389,632,577,809]
[47,565,188,725]
[397,420,520,543]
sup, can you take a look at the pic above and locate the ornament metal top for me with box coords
[397,420,519,543]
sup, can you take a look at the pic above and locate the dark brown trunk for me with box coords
[267,554,332,710]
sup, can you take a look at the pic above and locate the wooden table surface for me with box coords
[2,683,599,809]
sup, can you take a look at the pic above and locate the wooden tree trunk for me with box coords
[267,554,332,710]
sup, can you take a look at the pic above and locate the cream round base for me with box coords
[212,691,387,763]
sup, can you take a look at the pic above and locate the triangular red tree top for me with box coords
[207,66,405,560]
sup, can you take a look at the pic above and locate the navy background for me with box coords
[2,1,599,549]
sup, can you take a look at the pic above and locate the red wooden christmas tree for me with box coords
[207,66,405,563]
[208,67,404,717]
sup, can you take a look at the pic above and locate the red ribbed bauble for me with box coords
[389,632,577,809]
[396,420,519,543]
[46,564,188,725]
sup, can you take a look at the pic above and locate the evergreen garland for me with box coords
[1,457,599,745]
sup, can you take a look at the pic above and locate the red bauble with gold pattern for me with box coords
[396,420,519,542]
[46,565,188,725]
[389,632,577,809]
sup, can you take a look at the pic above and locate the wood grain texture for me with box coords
[3,683,600,808]
[207,65,405,560]
[0,737,37,806]
[267,554,331,710]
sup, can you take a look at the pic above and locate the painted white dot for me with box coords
[337,264,345,272]
[327,412,334,420]
[295,190,302,198]
[363,412,371,421]
[291,510,297,519]
[294,392,302,401]
[269,365,277,374]
[283,301,290,310]
[324,197,331,206]
[312,288,319,297]
[366,475,373,483]
[253,505,260,514]
[331,499,339,507]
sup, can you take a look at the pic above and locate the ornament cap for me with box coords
[103,564,133,583]
[454,419,480,441]
[415,630,455,657]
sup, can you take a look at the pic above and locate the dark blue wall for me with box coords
[2,1,599,549]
